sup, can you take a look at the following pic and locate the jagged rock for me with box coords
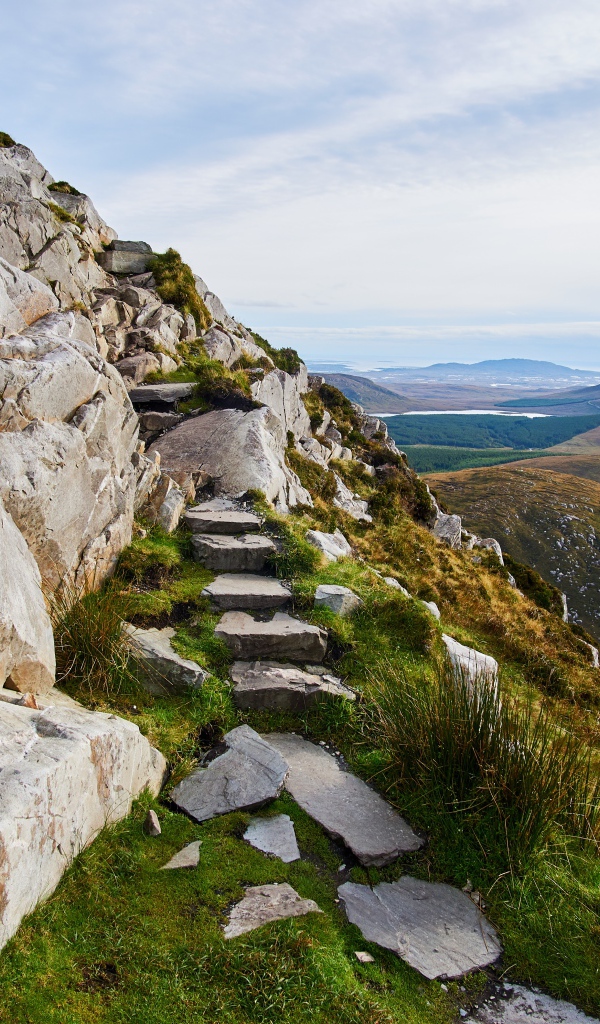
[142,474,186,532]
[0,700,165,951]
[149,407,312,510]
[184,507,261,534]
[250,365,311,439]
[465,983,600,1023]
[0,255,58,336]
[46,191,116,247]
[133,450,162,511]
[338,877,501,979]
[223,883,321,939]
[144,809,162,836]
[442,634,498,690]
[128,304,184,356]
[202,574,290,610]
[160,841,201,870]
[314,584,363,616]
[356,459,376,477]
[129,382,194,406]
[231,660,355,710]
[191,533,276,572]
[124,624,209,694]
[421,600,441,620]
[243,814,300,862]
[116,352,161,384]
[0,501,55,694]
[216,612,328,662]
[332,473,372,522]
[265,734,423,866]
[305,529,352,562]
[475,537,504,565]
[433,511,462,548]
[170,725,288,822]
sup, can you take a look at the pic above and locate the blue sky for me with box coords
[5,0,600,367]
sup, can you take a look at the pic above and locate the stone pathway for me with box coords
[202,574,290,610]
[338,877,501,979]
[215,611,328,661]
[191,533,276,572]
[231,661,355,711]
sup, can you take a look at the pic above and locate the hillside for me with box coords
[321,373,409,412]
[386,412,600,450]
[427,464,600,639]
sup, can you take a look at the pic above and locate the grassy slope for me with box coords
[403,445,559,474]
[386,413,600,450]
[427,464,600,641]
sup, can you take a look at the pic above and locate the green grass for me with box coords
[48,180,82,196]
[0,131,15,148]
[149,248,211,333]
[249,331,302,374]
[387,413,600,451]
[47,201,80,227]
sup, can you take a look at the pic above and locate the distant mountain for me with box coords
[367,359,600,388]
[320,374,409,412]
[499,382,600,415]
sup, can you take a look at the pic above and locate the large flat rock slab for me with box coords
[265,734,422,865]
[124,624,209,694]
[170,725,288,822]
[338,877,501,980]
[223,883,321,938]
[243,814,300,862]
[215,612,328,662]
[185,508,262,534]
[191,533,275,572]
[231,660,355,711]
[465,984,599,1023]
[129,383,194,407]
[202,574,290,611]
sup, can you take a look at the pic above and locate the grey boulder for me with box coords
[338,877,501,979]
[215,612,328,662]
[223,883,321,939]
[305,529,352,562]
[314,584,363,617]
[231,660,355,711]
[202,574,290,611]
[124,624,209,694]
[265,734,422,866]
[442,634,498,691]
[243,814,300,862]
[433,511,462,549]
[170,725,288,822]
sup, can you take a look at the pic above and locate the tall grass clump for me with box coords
[149,248,211,332]
[51,581,137,696]
[368,663,600,865]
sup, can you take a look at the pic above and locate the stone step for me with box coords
[231,660,355,710]
[191,533,275,573]
[215,612,328,662]
[185,508,262,535]
[202,574,290,611]
[264,732,423,866]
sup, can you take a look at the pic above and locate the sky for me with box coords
[4,0,600,367]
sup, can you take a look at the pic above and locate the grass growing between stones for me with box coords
[149,248,211,332]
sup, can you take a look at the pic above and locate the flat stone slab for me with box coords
[170,725,288,822]
[314,584,362,617]
[191,533,275,572]
[465,984,599,1023]
[160,841,202,870]
[129,383,194,406]
[202,574,290,611]
[185,508,262,534]
[124,624,209,694]
[243,814,300,862]
[265,734,422,866]
[215,612,328,662]
[223,883,321,939]
[338,877,501,980]
[231,660,355,711]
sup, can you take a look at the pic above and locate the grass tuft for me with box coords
[149,248,211,332]
[0,131,16,148]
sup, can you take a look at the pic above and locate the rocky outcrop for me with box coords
[250,364,311,439]
[442,634,498,691]
[0,699,165,950]
[305,528,352,562]
[150,406,312,510]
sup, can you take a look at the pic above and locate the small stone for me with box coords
[160,841,201,870]
[421,600,441,620]
[440,984,448,992]
[223,883,322,939]
[314,584,363,617]
[16,693,38,709]
[243,814,300,862]
[338,864,346,872]
[144,810,161,836]
[355,951,375,963]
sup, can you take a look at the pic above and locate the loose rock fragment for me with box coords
[314,584,363,617]
[338,877,501,980]
[144,810,162,836]
[355,951,375,964]
[223,883,322,939]
[160,841,202,870]
[243,814,300,862]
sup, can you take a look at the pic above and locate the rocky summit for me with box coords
[0,137,599,1024]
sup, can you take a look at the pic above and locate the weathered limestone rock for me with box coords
[124,624,209,694]
[129,382,194,406]
[202,574,290,611]
[0,701,165,950]
[384,577,411,597]
[332,473,372,522]
[338,877,501,980]
[149,407,312,510]
[475,537,504,565]
[133,450,162,511]
[442,634,498,690]
[465,983,600,1023]
[160,841,202,870]
[314,584,363,617]
[305,529,352,562]
[243,815,300,862]
[250,365,311,439]
[45,190,116,248]
[216,612,328,662]
[170,725,288,822]
[116,352,161,384]
[433,511,462,548]
[192,533,276,573]
[0,501,55,694]
[265,734,422,866]
[583,641,600,669]
[142,474,186,532]
[421,600,441,620]
[0,256,58,336]
[223,883,322,939]
[138,410,182,437]
[201,324,244,367]
[231,661,355,710]
[185,507,261,535]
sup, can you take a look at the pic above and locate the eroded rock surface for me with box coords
[305,529,352,562]
[202,574,290,611]
[216,612,328,662]
[231,661,354,710]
